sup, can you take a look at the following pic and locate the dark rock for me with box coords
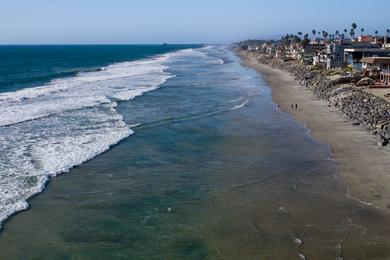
[378,139,388,147]
[332,76,364,85]
[356,77,375,86]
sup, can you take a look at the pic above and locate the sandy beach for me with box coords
[240,51,390,213]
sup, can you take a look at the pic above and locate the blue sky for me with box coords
[1,0,390,44]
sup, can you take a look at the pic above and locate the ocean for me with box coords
[0,44,199,223]
[0,45,390,259]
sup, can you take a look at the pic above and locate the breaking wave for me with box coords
[0,51,176,226]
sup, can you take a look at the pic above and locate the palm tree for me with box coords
[350,29,355,40]
[323,31,329,39]
[352,23,357,30]
[335,30,339,38]
[375,30,379,37]
[361,28,364,35]
[387,29,390,37]
[312,29,316,38]
[344,29,348,39]
[302,33,310,47]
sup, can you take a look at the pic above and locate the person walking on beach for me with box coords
[295,104,298,110]
[291,104,294,110]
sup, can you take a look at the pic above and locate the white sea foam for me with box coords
[227,96,245,103]
[165,47,224,65]
[294,236,303,245]
[0,50,178,227]
[230,100,249,111]
[0,46,225,227]
[278,206,288,214]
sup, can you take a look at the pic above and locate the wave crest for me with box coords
[0,50,177,227]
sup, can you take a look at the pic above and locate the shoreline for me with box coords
[237,50,390,213]
[2,45,390,258]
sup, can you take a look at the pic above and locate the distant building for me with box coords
[313,49,327,67]
[239,40,264,52]
[345,47,390,71]
[260,43,268,53]
[247,45,259,51]
[310,38,326,45]
[275,49,283,59]
[327,40,380,70]
[358,35,375,43]
[266,45,276,56]
[361,57,390,84]
[281,43,302,60]
[304,44,325,54]
[382,37,390,49]
[303,44,325,64]
[327,41,349,69]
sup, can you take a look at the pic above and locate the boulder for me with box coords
[378,138,388,147]
[356,77,375,86]
[331,76,359,85]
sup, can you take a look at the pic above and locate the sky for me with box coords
[1,0,390,44]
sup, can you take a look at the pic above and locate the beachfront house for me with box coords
[275,49,283,59]
[239,40,264,52]
[247,45,259,51]
[282,43,302,60]
[358,35,375,43]
[380,67,390,85]
[266,45,276,57]
[313,48,327,67]
[361,57,390,84]
[326,42,347,69]
[382,37,390,49]
[345,47,390,71]
[310,38,326,45]
[303,43,325,64]
[260,43,268,53]
[326,40,380,70]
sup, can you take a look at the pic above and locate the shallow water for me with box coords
[1,46,390,259]
[0,45,196,224]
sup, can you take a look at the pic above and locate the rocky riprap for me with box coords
[255,54,390,147]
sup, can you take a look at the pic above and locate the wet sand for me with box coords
[240,51,390,213]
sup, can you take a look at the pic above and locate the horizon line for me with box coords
[0,43,227,46]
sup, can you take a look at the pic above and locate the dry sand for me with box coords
[241,52,390,213]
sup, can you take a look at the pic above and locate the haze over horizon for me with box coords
[1,0,390,44]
